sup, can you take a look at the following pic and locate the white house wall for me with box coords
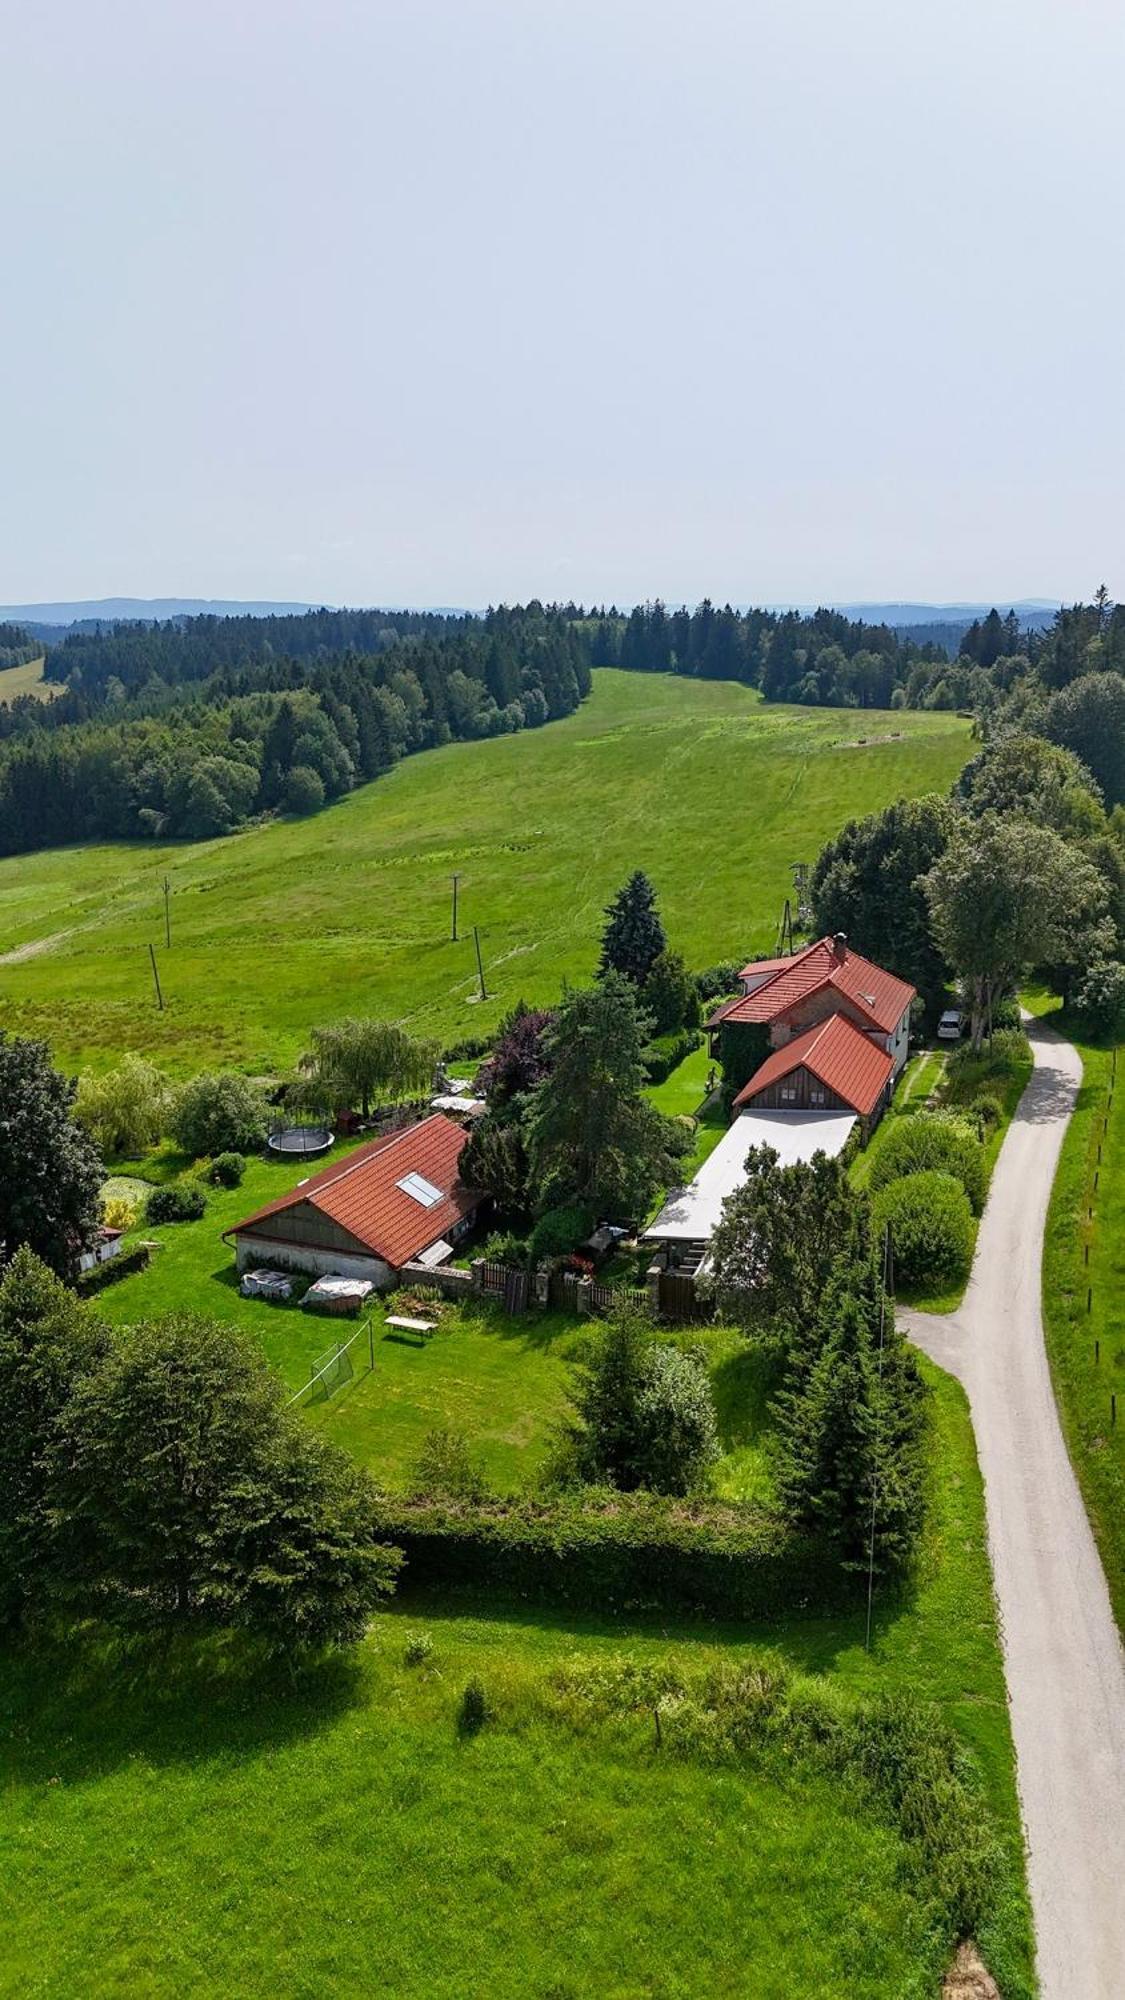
[233,1234,395,1289]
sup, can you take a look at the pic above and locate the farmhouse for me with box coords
[708,931,915,1081]
[733,1010,895,1134]
[645,1106,855,1271]
[224,1113,484,1289]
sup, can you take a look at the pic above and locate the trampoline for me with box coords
[267,1121,334,1160]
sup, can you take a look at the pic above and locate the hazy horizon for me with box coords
[4,1,1123,606]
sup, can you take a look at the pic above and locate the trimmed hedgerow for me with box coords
[372,1489,853,1621]
[76,1244,152,1295]
[868,1111,986,1214]
[872,1171,974,1291]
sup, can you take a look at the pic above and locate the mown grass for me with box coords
[645,1039,727,1175]
[0,1358,1032,2000]
[0,672,970,1076]
[1041,1022,1125,1636]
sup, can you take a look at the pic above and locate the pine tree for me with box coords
[598,870,667,985]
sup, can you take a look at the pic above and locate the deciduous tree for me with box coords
[0,1034,103,1280]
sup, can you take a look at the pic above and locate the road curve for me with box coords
[900,1017,1125,2000]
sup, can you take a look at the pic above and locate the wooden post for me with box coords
[473,925,487,1002]
[163,875,171,949]
[148,942,164,1011]
[451,873,460,943]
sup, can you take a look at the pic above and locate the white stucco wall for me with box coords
[233,1234,395,1289]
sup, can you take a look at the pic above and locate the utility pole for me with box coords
[473,925,488,1002]
[148,942,165,1011]
[451,872,460,942]
[163,875,171,949]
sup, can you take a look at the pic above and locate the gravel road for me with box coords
[901,1018,1125,2000]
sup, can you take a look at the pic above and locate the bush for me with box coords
[372,1490,849,1620]
[989,994,1023,1032]
[76,1243,152,1295]
[642,1028,703,1085]
[529,1203,594,1263]
[403,1631,434,1667]
[694,961,742,1002]
[566,1309,720,1496]
[208,1151,245,1187]
[146,1182,207,1225]
[458,1678,489,1736]
[868,1111,986,1214]
[967,1092,1004,1137]
[101,1193,138,1232]
[171,1072,268,1158]
[872,1172,974,1291]
[480,1229,530,1267]
[1072,955,1125,1039]
[408,1426,489,1503]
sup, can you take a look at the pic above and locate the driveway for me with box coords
[901,1017,1125,1999]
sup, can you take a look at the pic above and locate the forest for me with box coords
[1,591,1122,856]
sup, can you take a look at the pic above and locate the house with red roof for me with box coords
[223,1113,485,1289]
[732,1011,894,1133]
[707,931,915,1095]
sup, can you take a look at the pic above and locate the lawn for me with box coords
[1041,1016,1125,1636]
[0,671,970,1076]
[645,1038,727,1175]
[0,1357,1032,2000]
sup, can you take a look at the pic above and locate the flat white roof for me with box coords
[644,1109,856,1243]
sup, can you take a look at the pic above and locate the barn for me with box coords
[224,1113,484,1289]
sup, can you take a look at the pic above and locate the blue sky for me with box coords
[3,0,1122,607]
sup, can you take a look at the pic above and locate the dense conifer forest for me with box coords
[0,592,1121,855]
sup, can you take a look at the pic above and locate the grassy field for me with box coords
[0,655,54,702]
[645,1039,727,1175]
[0,672,971,1077]
[1040,1016,1125,1636]
[0,1356,1033,2000]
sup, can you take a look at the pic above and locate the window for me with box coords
[396,1171,443,1208]
[810,1087,826,1106]
[781,1084,797,1102]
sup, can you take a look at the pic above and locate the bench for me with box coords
[384,1314,439,1343]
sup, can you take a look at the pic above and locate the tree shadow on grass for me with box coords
[0,1624,366,1787]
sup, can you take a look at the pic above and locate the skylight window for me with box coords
[396,1171,443,1208]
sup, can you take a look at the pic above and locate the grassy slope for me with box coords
[1040,1017,1125,1634]
[0,672,970,1075]
[0,655,53,701]
[0,1361,1033,2000]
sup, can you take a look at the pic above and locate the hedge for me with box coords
[77,1243,152,1295]
[373,1490,855,1621]
[868,1111,986,1214]
[643,1028,703,1086]
[872,1170,974,1291]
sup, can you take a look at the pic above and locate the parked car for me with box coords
[937,1008,966,1042]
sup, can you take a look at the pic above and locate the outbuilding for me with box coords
[224,1113,484,1289]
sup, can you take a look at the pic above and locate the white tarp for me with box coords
[414,1237,454,1268]
[302,1276,374,1304]
[644,1109,856,1243]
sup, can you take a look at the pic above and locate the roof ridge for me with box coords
[305,1113,441,1208]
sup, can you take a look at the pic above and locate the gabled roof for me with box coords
[737,951,803,982]
[708,936,914,1036]
[733,1012,894,1118]
[227,1114,482,1269]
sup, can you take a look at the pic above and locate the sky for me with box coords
[3,0,1123,609]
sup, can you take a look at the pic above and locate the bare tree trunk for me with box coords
[970,974,988,1054]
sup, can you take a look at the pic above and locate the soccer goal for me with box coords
[290,1313,375,1406]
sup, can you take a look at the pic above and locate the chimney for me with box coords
[833,931,848,959]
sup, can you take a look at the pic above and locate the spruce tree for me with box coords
[598,870,667,985]
[774,1227,929,1573]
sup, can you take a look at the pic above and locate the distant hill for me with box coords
[0,597,323,628]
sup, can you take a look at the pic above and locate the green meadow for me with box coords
[0,671,970,1076]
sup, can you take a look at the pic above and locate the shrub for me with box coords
[208,1151,245,1187]
[146,1182,207,1225]
[76,1244,152,1294]
[989,994,1023,1032]
[871,1172,974,1291]
[642,1028,703,1085]
[171,1072,268,1157]
[480,1229,530,1267]
[529,1203,594,1263]
[403,1631,434,1667]
[868,1111,986,1214]
[458,1678,489,1736]
[408,1426,489,1503]
[101,1193,138,1232]
[694,960,742,1002]
[373,1489,846,1620]
[967,1092,1004,1136]
[1072,955,1125,1039]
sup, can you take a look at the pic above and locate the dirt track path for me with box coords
[901,1018,1125,1999]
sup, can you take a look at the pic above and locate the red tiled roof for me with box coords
[733,1012,894,1118]
[712,936,914,1035]
[228,1114,483,1269]
[737,951,804,982]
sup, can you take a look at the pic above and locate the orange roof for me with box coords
[712,936,914,1036]
[228,1114,483,1269]
[734,1012,894,1117]
[737,951,804,981]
